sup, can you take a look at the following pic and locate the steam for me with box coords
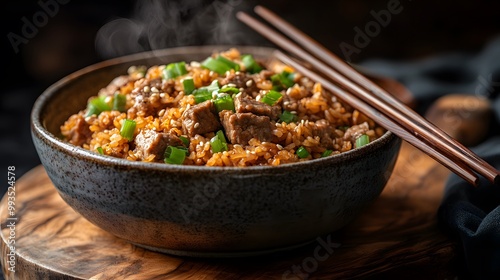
[95,0,263,59]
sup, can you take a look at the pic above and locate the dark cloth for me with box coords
[362,36,500,279]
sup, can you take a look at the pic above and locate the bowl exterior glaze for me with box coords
[31,46,401,256]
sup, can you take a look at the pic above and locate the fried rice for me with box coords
[60,48,385,166]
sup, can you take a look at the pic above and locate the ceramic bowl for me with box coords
[31,45,401,257]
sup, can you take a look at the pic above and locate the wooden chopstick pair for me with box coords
[237,6,500,186]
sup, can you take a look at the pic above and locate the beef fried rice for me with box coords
[60,48,385,166]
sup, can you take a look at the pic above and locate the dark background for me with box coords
[1,0,500,190]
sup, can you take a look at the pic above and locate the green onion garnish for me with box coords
[219,87,240,94]
[179,136,190,147]
[261,90,282,106]
[120,119,136,141]
[279,110,298,123]
[210,130,228,153]
[193,89,212,104]
[164,146,186,165]
[214,95,235,113]
[192,80,220,104]
[96,147,104,155]
[162,61,188,80]
[271,71,295,91]
[355,134,370,148]
[182,77,196,94]
[201,56,240,75]
[215,55,240,71]
[241,54,262,73]
[112,93,127,112]
[321,150,333,157]
[86,96,111,117]
[296,146,310,159]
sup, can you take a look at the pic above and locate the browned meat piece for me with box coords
[134,130,183,160]
[182,101,222,136]
[219,111,274,145]
[234,94,281,121]
[127,78,166,118]
[311,120,336,149]
[98,75,131,96]
[63,114,92,146]
[221,72,259,97]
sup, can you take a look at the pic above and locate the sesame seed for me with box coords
[160,93,166,98]
[245,80,253,87]
[143,86,150,93]
[151,87,159,93]
[194,122,200,128]
[227,83,237,88]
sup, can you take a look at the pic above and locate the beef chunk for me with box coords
[134,130,183,160]
[311,120,336,149]
[220,111,274,145]
[222,72,259,97]
[234,94,281,121]
[64,114,92,146]
[127,78,164,117]
[182,101,221,136]
[98,75,131,96]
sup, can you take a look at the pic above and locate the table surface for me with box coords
[0,141,459,279]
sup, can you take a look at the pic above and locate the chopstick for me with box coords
[250,5,500,184]
[237,7,500,186]
[275,51,478,186]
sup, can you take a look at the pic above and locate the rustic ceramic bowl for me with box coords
[31,46,401,257]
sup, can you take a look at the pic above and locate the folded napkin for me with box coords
[362,36,500,279]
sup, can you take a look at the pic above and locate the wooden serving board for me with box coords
[1,141,458,279]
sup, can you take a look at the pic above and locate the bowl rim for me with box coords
[31,45,397,174]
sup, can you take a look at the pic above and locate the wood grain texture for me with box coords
[1,141,459,279]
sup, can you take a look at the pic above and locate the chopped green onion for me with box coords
[214,95,235,112]
[120,119,136,141]
[96,147,104,155]
[241,54,262,73]
[261,90,282,106]
[355,134,370,148]
[182,77,196,94]
[162,61,188,80]
[215,55,240,72]
[201,57,232,75]
[179,136,190,147]
[164,146,186,165]
[112,93,127,112]
[271,71,295,91]
[219,86,240,94]
[321,150,333,157]
[296,146,310,159]
[279,110,298,123]
[86,96,111,117]
[204,80,220,92]
[192,80,220,104]
[201,56,240,75]
[193,89,213,104]
[210,130,228,153]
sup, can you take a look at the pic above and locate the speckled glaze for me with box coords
[31,46,401,257]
